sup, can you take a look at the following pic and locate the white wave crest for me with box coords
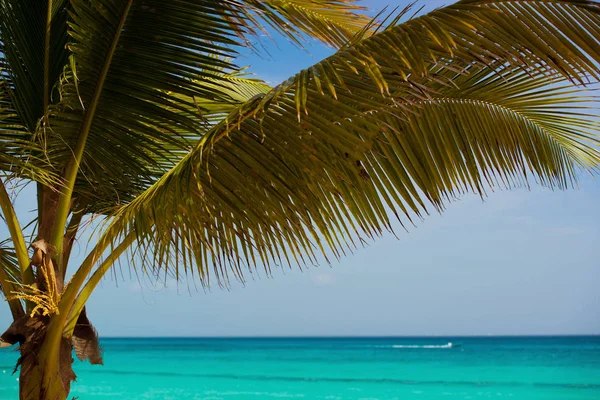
[371,342,455,349]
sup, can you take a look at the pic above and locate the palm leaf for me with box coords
[91,0,600,287]
[0,0,70,131]
[39,1,288,216]
[0,77,56,184]
[187,71,273,126]
[0,239,21,296]
[0,238,25,321]
[237,0,371,48]
[72,70,272,215]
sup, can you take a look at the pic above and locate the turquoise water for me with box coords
[0,336,599,399]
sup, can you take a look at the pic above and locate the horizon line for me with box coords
[99,334,600,339]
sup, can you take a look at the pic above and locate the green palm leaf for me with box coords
[0,78,56,184]
[93,0,600,287]
[45,0,240,195]
[171,71,273,132]
[0,0,70,131]
[39,1,291,216]
[0,239,20,295]
[0,238,25,326]
[238,0,371,48]
[69,70,272,215]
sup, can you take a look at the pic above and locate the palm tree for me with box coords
[0,0,599,398]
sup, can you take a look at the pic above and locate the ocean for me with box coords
[0,336,598,399]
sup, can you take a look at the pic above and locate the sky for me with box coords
[0,1,599,337]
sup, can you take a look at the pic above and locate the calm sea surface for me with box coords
[0,336,599,399]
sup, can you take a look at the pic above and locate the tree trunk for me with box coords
[5,316,76,400]
[19,337,75,400]
[2,312,103,400]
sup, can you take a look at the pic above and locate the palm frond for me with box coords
[37,0,302,216]
[0,77,56,184]
[68,70,272,215]
[0,0,70,130]
[0,239,25,319]
[41,1,250,212]
[189,71,273,125]
[96,0,600,287]
[237,0,371,48]
[0,239,21,296]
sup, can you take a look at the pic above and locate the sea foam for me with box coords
[373,342,455,349]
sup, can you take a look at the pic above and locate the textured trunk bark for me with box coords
[37,189,64,291]
[4,315,76,400]
[19,333,75,400]
[2,312,101,400]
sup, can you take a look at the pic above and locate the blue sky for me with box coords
[0,1,599,337]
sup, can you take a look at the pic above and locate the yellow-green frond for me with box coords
[0,77,57,185]
[92,0,600,289]
[0,240,21,295]
[239,0,371,48]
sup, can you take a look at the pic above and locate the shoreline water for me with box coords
[1,336,598,399]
